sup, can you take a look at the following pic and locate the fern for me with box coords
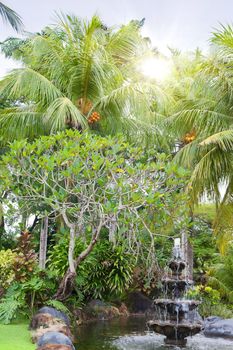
[46,300,71,316]
[0,299,25,324]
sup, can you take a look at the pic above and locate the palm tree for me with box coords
[0,2,23,32]
[0,14,164,144]
[167,26,233,252]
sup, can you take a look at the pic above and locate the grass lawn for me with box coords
[194,203,216,222]
[0,322,35,350]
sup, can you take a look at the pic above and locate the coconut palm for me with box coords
[0,2,23,32]
[0,14,165,144]
[166,26,233,252]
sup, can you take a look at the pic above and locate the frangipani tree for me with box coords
[1,130,189,299]
[0,14,165,144]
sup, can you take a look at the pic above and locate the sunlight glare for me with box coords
[140,57,172,81]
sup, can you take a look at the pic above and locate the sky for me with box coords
[1,0,233,77]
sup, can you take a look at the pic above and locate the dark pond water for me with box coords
[75,316,233,350]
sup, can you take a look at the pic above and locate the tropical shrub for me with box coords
[0,269,59,323]
[207,245,233,303]
[79,241,136,300]
[192,217,220,279]
[49,235,136,300]
[0,283,26,324]
[0,249,16,288]
[48,231,86,277]
[13,231,37,282]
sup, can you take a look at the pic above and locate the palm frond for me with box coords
[0,68,62,105]
[0,106,46,142]
[188,146,233,202]
[200,129,233,151]
[169,109,232,136]
[0,2,23,32]
[45,97,87,132]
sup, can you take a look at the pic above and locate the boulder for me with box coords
[205,316,222,324]
[37,331,75,350]
[37,346,72,350]
[32,324,73,343]
[118,303,129,317]
[82,299,120,321]
[204,317,233,339]
[30,313,65,330]
[37,307,70,326]
[126,292,153,313]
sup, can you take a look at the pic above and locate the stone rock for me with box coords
[82,299,120,321]
[37,307,70,326]
[205,316,222,324]
[31,324,73,343]
[87,299,106,308]
[187,310,203,323]
[126,292,153,313]
[30,313,65,330]
[204,317,233,339]
[37,331,75,350]
[118,303,129,317]
[37,346,72,350]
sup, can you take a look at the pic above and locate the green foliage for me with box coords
[0,283,26,324]
[164,26,233,248]
[48,231,85,276]
[49,235,136,300]
[1,130,189,301]
[0,269,58,323]
[12,232,37,282]
[79,242,136,300]
[0,14,163,145]
[46,300,71,316]
[208,245,233,302]
[192,217,220,277]
[0,249,16,288]
[194,204,216,223]
[186,284,224,317]
[0,298,24,324]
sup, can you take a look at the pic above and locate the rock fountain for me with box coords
[148,238,203,346]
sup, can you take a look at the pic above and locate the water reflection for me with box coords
[75,316,233,350]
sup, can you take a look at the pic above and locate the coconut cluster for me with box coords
[88,111,101,124]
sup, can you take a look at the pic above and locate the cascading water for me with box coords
[148,237,203,346]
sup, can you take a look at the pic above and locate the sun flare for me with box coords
[140,57,172,81]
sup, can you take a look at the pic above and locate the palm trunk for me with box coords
[39,216,48,269]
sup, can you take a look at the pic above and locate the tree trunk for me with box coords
[68,224,76,273]
[54,269,76,301]
[39,216,48,269]
[181,230,193,280]
[0,203,5,250]
[54,218,104,300]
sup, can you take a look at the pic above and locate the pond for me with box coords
[75,316,233,350]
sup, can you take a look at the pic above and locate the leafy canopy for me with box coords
[0,14,165,144]
[1,130,189,276]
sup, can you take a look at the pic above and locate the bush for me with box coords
[49,236,136,301]
[0,249,16,289]
[48,231,85,277]
[13,231,37,282]
[79,242,136,300]
[186,284,233,318]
